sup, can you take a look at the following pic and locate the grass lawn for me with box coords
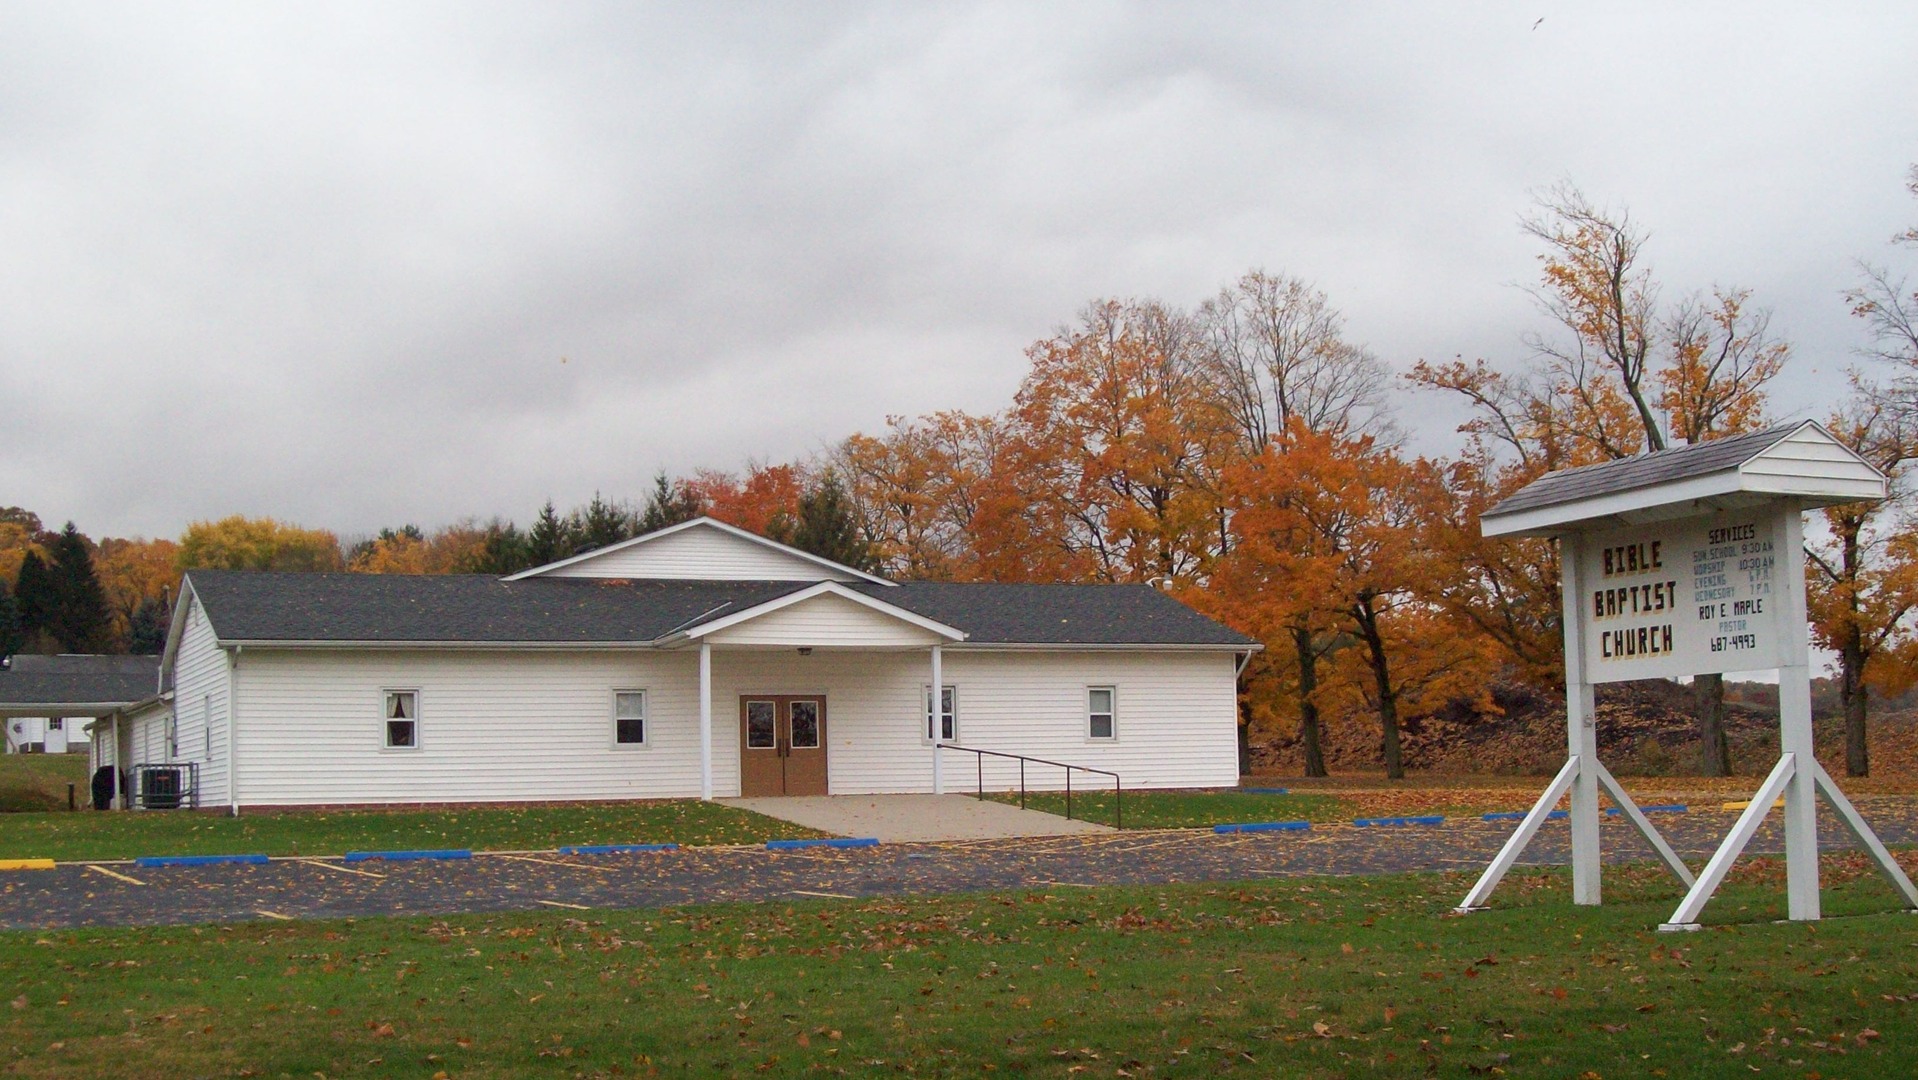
[4,855,1915,1078]
[988,789,1350,830]
[0,753,89,812]
[0,801,825,863]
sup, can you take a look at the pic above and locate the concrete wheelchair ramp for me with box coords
[721,794,1114,842]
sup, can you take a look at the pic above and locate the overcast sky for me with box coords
[3,2,1915,540]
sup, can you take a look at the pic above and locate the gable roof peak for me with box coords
[502,516,894,586]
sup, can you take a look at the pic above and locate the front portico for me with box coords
[666,582,967,800]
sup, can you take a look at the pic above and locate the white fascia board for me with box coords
[677,581,967,642]
[0,703,138,717]
[1738,470,1886,504]
[1485,469,1887,538]
[1482,472,1750,537]
[944,641,1261,653]
[502,516,896,586]
[158,577,204,685]
[219,640,667,651]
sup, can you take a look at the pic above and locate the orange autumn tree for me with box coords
[835,411,1001,580]
[1219,421,1493,779]
[94,536,182,643]
[348,523,493,575]
[978,299,1230,585]
[683,463,805,539]
[1207,426,1351,776]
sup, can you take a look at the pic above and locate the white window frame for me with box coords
[923,684,958,744]
[611,689,649,749]
[382,688,421,751]
[202,693,213,760]
[1086,685,1117,742]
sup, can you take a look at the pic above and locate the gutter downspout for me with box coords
[226,646,240,816]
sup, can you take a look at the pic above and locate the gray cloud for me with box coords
[2,2,1915,537]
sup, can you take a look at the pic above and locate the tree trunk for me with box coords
[1236,696,1253,778]
[1293,628,1327,778]
[1354,597,1404,780]
[1841,641,1870,777]
[1694,672,1732,777]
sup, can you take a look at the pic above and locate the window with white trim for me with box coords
[924,685,957,743]
[384,690,419,750]
[1087,686,1116,740]
[614,690,648,747]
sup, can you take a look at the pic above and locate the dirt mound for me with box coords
[1251,677,1918,780]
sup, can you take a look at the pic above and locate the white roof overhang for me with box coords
[668,581,967,646]
[1483,426,1887,539]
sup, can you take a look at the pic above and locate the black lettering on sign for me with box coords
[1600,624,1674,660]
[1707,523,1758,545]
[1602,540,1664,578]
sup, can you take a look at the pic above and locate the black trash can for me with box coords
[90,766,116,811]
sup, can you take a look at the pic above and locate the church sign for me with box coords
[1578,513,1780,681]
[1457,421,1918,929]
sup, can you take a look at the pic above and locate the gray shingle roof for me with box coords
[187,572,814,643]
[863,582,1256,646]
[184,571,1255,648]
[0,654,160,707]
[1483,423,1805,520]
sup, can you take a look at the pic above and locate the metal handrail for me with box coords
[937,744,1121,830]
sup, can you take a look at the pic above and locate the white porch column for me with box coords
[699,642,713,800]
[930,644,944,796]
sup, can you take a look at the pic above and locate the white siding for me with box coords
[1743,427,1884,484]
[219,644,1239,806]
[537,525,861,581]
[701,593,944,648]
[168,592,231,804]
[233,649,707,806]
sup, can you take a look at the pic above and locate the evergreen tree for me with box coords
[639,471,703,534]
[0,576,21,658]
[787,472,877,572]
[13,550,55,648]
[471,519,530,575]
[526,501,569,567]
[47,522,113,653]
[128,594,170,655]
[577,492,638,552]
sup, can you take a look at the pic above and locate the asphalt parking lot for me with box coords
[4,800,1914,930]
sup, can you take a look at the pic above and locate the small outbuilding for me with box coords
[134,518,1256,811]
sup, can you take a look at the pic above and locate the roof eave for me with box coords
[1482,468,1888,538]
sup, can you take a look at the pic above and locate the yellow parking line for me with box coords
[535,899,592,910]
[256,910,294,921]
[86,864,145,885]
[294,859,386,879]
[789,889,855,899]
[0,859,55,871]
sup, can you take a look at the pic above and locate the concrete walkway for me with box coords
[720,793,1113,842]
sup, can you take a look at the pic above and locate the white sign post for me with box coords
[1457,423,1918,928]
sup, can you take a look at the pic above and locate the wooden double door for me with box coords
[739,695,828,797]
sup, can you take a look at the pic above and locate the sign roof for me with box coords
[1481,421,1886,537]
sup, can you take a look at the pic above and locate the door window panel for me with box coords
[746,701,776,749]
[789,700,820,749]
